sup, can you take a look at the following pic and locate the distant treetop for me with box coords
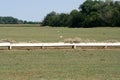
[42,0,120,28]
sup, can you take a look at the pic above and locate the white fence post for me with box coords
[72,44,77,49]
[8,45,12,50]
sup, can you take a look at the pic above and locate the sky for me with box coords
[0,0,84,21]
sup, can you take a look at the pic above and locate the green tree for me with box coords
[42,11,57,26]
[42,0,120,27]
[69,9,84,27]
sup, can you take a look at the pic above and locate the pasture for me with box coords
[0,50,120,80]
[0,24,120,42]
[0,24,120,80]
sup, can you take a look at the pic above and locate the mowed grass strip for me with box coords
[0,50,119,80]
[0,24,119,42]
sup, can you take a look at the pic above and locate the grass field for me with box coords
[0,50,120,80]
[0,24,120,42]
[0,24,120,80]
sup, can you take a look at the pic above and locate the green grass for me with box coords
[0,24,119,80]
[0,24,119,42]
[0,50,119,80]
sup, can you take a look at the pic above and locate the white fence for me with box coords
[0,42,120,50]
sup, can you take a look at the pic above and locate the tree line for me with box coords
[42,0,120,28]
[0,16,39,24]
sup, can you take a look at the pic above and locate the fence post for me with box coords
[8,46,12,50]
[104,46,108,49]
[72,44,76,49]
[41,46,44,49]
[41,44,45,49]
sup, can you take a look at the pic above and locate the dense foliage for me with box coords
[0,16,39,24]
[42,0,120,27]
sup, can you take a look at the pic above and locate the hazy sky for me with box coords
[0,0,84,21]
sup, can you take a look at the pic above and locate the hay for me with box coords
[106,40,119,43]
[64,38,96,43]
[28,40,41,43]
[0,39,16,43]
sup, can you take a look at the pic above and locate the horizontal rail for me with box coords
[0,42,120,50]
[0,43,10,46]
[74,43,120,47]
